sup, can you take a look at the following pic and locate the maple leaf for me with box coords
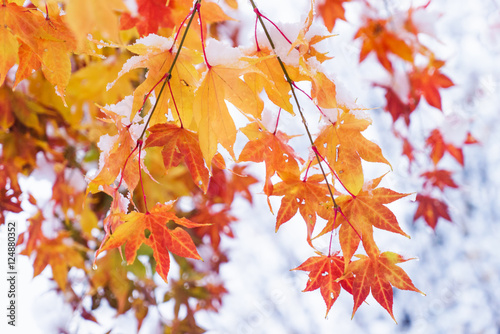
[421,169,458,191]
[31,232,86,291]
[271,173,332,244]
[244,48,294,114]
[349,251,423,321]
[110,35,202,124]
[293,253,353,316]
[317,175,410,263]
[146,123,210,193]
[413,194,452,229]
[64,0,127,45]
[318,0,350,32]
[377,84,416,126]
[426,129,464,166]
[205,164,258,205]
[87,105,141,195]
[95,203,209,283]
[120,0,173,36]
[193,63,263,165]
[355,18,413,72]
[239,122,302,195]
[410,59,453,110]
[314,110,391,196]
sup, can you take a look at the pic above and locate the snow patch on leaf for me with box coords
[205,39,243,67]
[135,33,173,50]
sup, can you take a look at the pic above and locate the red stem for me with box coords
[338,206,362,240]
[196,3,211,69]
[115,143,139,191]
[273,108,282,135]
[254,8,292,45]
[142,72,170,111]
[328,209,338,256]
[170,9,193,52]
[311,146,356,198]
[44,3,49,20]
[303,159,313,181]
[137,140,149,213]
[168,80,183,128]
[292,82,329,120]
[254,14,261,51]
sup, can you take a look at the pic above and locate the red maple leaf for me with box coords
[293,253,353,316]
[349,252,423,321]
[421,169,458,191]
[410,60,454,110]
[120,0,173,36]
[426,129,464,166]
[413,194,452,229]
[318,0,350,32]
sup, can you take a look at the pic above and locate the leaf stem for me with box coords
[115,143,139,191]
[254,14,261,51]
[292,82,329,120]
[273,108,282,135]
[253,8,292,45]
[137,140,149,213]
[196,2,211,69]
[168,80,183,128]
[312,146,356,198]
[170,9,193,52]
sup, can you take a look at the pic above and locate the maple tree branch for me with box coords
[250,0,338,209]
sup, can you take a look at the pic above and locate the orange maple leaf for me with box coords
[317,175,410,263]
[421,169,458,191]
[95,203,208,283]
[413,194,452,229]
[314,110,391,196]
[426,129,464,166]
[349,252,423,321]
[355,18,413,72]
[193,63,263,165]
[271,173,332,244]
[318,0,350,32]
[31,232,86,291]
[293,253,353,316]
[239,122,302,195]
[146,123,210,193]
[410,59,453,110]
[244,48,294,114]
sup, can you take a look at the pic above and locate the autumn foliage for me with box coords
[0,0,477,331]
